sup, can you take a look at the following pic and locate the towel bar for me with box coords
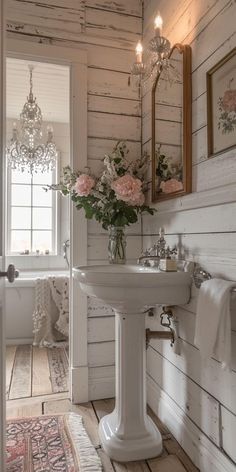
[193,264,236,291]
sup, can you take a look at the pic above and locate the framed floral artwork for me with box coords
[207,48,236,157]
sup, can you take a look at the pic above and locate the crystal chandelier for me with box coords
[130,12,177,88]
[7,65,58,174]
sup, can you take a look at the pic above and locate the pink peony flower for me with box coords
[74,174,95,196]
[128,191,145,206]
[222,89,236,113]
[160,178,183,194]
[111,174,145,206]
[112,174,142,198]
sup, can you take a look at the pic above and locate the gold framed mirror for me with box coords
[151,44,192,202]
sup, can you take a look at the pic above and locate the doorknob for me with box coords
[0,264,19,283]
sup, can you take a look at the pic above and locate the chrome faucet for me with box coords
[63,239,70,268]
[137,228,177,267]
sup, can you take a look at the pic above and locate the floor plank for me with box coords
[9,345,32,400]
[44,398,100,448]
[112,461,150,471]
[147,454,187,472]
[98,449,115,472]
[6,392,69,414]
[6,401,42,419]
[147,406,171,439]
[32,346,52,396]
[5,345,16,399]
[164,438,198,472]
[92,398,115,420]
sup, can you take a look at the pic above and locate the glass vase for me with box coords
[108,226,126,264]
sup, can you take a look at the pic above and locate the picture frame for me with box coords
[207,48,236,157]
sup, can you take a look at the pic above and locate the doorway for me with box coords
[5,57,70,401]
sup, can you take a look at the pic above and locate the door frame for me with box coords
[6,39,89,403]
[0,0,6,469]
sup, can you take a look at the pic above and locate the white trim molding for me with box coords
[147,375,236,472]
[6,39,88,403]
[0,0,6,468]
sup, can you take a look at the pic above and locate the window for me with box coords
[7,167,58,255]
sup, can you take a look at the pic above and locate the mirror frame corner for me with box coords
[151,43,192,203]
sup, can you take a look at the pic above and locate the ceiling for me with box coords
[6,58,70,123]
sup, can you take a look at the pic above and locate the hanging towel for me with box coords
[194,278,235,370]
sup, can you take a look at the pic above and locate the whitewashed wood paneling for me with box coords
[88,297,114,318]
[88,235,142,261]
[88,341,115,367]
[221,406,236,463]
[147,346,220,445]
[88,317,115,343]
[88,138,141,161]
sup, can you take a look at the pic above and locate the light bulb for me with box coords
[135,41,143,63]
[154,12,163,36]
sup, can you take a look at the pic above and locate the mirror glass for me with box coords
[152,44,192,201]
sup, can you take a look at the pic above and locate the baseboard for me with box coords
[147,375,235,472]
[6,338,33,345]
[70,366,88,404]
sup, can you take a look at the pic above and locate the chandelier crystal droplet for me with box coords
[6,65,58,174]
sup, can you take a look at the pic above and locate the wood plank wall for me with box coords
[142,0,236,470]
[6,0,143,400]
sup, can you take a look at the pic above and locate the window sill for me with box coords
[6,254,69,271]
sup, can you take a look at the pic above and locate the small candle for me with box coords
[154,12,163,37]
[135,41,143,64]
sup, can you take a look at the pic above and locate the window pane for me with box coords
[11,207,31,229]
[11,230,31,252]
[11,185,31,206]
[33,208,52,230]
[32,231,52,252]
[11,169,31,184]
[33,170,53,185]
[33,185,52,207]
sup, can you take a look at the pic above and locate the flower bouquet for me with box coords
[47,141,155,263]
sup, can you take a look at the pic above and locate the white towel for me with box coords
[194,278,235,370]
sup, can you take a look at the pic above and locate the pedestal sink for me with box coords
[73,264,191,462]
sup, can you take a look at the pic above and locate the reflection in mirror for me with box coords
[152,44,192,202]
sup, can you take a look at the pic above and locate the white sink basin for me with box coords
[73,264,191,462]
[74,264,191,313]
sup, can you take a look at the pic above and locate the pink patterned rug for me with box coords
[6,413,102,472]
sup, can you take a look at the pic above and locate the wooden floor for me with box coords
[6,346,199,471]
[6,344,69,399]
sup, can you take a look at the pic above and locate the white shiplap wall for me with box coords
[142,1,236,471]
[6,0,143,400]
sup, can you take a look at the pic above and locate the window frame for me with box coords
[6,162,60,256]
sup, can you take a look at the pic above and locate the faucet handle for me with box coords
[163,245,178,259]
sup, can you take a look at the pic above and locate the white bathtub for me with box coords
[6,270,70,344]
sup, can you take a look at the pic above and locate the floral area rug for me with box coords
[6,413,102,472]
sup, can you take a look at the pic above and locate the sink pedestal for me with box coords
[99,311,162,462]
[73,264,191,462]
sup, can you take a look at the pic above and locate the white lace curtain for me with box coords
[32,276,69,348]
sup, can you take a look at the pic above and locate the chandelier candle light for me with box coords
[130,11,172,86]
[7,65,58,174]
